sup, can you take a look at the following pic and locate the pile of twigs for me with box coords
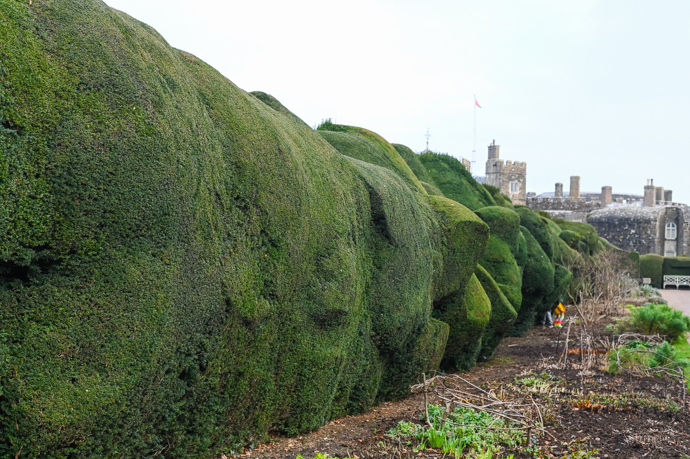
[411,373,555,446]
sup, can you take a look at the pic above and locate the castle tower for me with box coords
[569,176,580,199]
[488,140,500,159]
[555,183,563,199]
[484,140,527,205]
[644,179,656,207]
[601,186,612,206]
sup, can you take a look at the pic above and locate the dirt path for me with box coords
[660,288,690,316]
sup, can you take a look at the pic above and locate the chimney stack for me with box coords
[569,176,580,199]
[601,186,612,206]
[644,179,656,207]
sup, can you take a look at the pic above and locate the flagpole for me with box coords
[472,95,476,173]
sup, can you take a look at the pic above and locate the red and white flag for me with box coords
[474,96,482,108]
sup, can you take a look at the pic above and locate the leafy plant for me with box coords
[388,404,525,456]
[610,304,690,342]
[296,454,356,459]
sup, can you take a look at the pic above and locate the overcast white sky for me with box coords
[104,0,690,203]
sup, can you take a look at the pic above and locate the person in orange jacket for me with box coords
[553,299,566,328]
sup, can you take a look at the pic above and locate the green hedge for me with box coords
[393,143,437,186]
[475,206,521,253]
[0,0,594,455]
[318,125,425,194]
[514,206,554,260]
[483,184,513,208]
[555,220,600,255]
[0,1,460,455]
[421,181,444,196]
[510,227,555,336]
[474,207,522,309]
[428,195,489,302]
[418,152,496,211]
[663,257,690,277]
[476,264,517,361]
[434,274,491,372]
[640,254,665,288]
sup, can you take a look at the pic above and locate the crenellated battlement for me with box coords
[484,140,527,205]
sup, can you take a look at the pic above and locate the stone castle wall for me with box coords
[486,159,527,205]
[526,197,603,213]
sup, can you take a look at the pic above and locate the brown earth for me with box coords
[229,316,690,459]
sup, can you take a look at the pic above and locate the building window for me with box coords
[510,181,519,193]
[665,222,677,240]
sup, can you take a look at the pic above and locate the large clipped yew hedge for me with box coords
[0,0,475,455]
[0,0,630,456]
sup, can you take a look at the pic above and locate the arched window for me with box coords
[665,222,677,240]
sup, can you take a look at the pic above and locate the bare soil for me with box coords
[230,318,690,459]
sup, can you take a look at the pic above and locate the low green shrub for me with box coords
[609,340,690,373]
[610,304,690,342]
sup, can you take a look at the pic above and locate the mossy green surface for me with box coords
[510,227,555,336]
[0,0,591,455]
[475,264,517,361]
[514,206,554,260]
[625,251,641,278]
[473,205,522,311]
[393,143,437,186]
[475,206,520,253]
[559,229,584,251]
[317,123,426,194]
[545,264,573,309]
[640,254,665,288]
[0,1,462,455]
[434,274,491,372]
[418,152,496,211]
[421,181,444,196]
[663,257,690,276]
[428,195,489,301]
[343,158,442,401]
[483,184,513,209]
[555,220,600,255]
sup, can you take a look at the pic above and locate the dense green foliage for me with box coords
[554,219,601,255]
[0,0,632,456]
[483,184,513,208]
[640,254,665,288]
[388,403,525,455]
[510,227,555,335]
[475,264,517,361]
[417,152,496,211]
[393,143,437,186]
[663,256,690,276]
[0,1,460,455]
[611,304,690,342]
[317,123,425,194]
[474,207,522,309]
[428,195,489,301]
[434,274,491,371]
[514,206,554,260]
[420,181,444,196]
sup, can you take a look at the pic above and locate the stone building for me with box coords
[587,206,688,257]
[526,176,688,257]
[484,140,527,205]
